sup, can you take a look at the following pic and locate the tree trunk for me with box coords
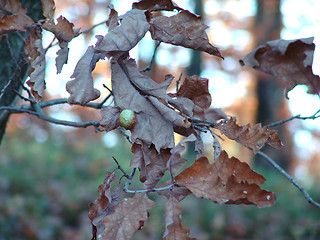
[0,0,43,144]
[254,0,292,169]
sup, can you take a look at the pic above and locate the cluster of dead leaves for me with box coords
[88,1,287,239]
[2,0,319,239]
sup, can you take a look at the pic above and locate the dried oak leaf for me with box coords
[131,140,171,188]
[41,0,56,19]
[95,9,150,59]
[240,37,320,98]
[0,0,34,35]
[110,58,189,151]
[43,15,80,42]
[175,151,276,207]
[106,4,119,30]
[132,0,183,11]
[24,30,46,102]
[55,41,69,74]
[100,107,121,132]
[162,196,196,240]
[66,46,101,105]
[217,117,283,154]
[43,16,80,72]
[100,193,154,240]
[149,10,223,58]
[88,172,121,239]
[170,75,212,120]
[1,0,28,15]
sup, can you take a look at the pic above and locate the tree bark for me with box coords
[0,0,43,143]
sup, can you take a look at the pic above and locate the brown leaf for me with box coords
[95,9,150,59]
[55,41,69,74]
[217,117,283,154]
[41,0,56,19]
[240,37,320,98]
[170,75,212,120]
[100,107,121,132]
[175,151,276,207]
[119,60,173,100]
[88,172,121,239]
[0,0,28,15]
[100,193,154,240]
[0,14,34,35]
[110,58,176,151]
[66,46,101,105]
[132,0,183,11]
[149,10,223,58]
[167,134,196,176]
[131,140,171,188]
[147,96,190,128]
[162,196,196,240]
[43,15,80,43]
[205,108,228,122]
[24,30,46,102]
[106,4,119,30]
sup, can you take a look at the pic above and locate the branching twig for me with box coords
[112,156,130,179]
[0,104,100,128]
[117,127,133,144]
[257,151,320,208]
[268,109,320,127]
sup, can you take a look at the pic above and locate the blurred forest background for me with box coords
[1,0,320,239]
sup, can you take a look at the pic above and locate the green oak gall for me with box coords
[119,109,136,130]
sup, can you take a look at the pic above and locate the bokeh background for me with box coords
[1,0,320,239]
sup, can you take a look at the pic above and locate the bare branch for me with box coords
[0,104,100,128]
[257,151,320,208]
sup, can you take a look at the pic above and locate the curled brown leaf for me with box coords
[163,196,196,240]
[217,117,283,154]
[88,172,121,239]
[100,193,154,240]
[240,37,320,98]
[132,0,183,11]
[66,46,101,105]
[95,9,150,59]
[24,29,46,102]
[149,10,223,58]
[43,15,80,43]
[175,151,276,207]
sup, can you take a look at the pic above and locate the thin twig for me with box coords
[257,151,320,208]
[81,19,108,35]
[140,41,161,72]
[268,109,320,127]
[124,183,174,194]
[117,127,133,144]
[112,156,130,178]
[176,72,183,92]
